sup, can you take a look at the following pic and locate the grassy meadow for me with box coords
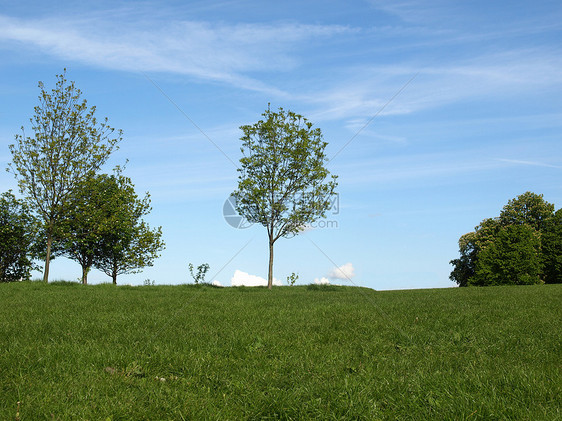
[0,282,560,420]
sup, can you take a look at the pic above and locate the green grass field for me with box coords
[1,282,560,420]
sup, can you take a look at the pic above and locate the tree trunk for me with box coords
[112,262,117,285]
[81,265,89,285]
[268,239,274,290]
[43,226,53,283]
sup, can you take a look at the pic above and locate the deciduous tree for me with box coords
[542,209,562,284]
[471,224,542,286]
[59,174,120,284]
[499,191,554,231]
[8,71,121,282]
[87,174,165,284]
[450,218,499,287]
[233,106,337,289]
[0,191,38,282]
[451,192,557,286]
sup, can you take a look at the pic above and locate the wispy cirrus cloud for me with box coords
[336,152,521,187]
[496,158,562,169]
[304,48,562,124]
[369,0,562,34]
[331,140,562,190]
[0,13,352,95]
[1,4,561,127]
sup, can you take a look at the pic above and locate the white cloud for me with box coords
[338,152,500,186]
[334,139,562,189]
[211,280,223,287]
[2,11,560,123]
[306,49,562,123]
[231,269,281,287]
[370,1,562,37]
[495,158,562,169]
[0,14,351,95]
[328,263,355,280]
[314,277,330,285]
[369,0,462,25]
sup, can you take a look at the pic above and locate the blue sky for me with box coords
[1,0,561,289]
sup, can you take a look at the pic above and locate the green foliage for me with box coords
[8,70,121,282]
[471,224,542,286]
[499,191,554,231]
[188,262,210,284]
[451,191,559,286]
[449,218,499,287]
[62,173,165,285]
[286,272,298,286]
[0,282,560,419]
[542,209,562,284]
[0,191,38,282]
[59,174,118,284]
[234,106,337,288]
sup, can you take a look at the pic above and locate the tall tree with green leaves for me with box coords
[8,70,121,282]
[471,224,542,286]
[86,174,165,285]
[0,191,38,282]
[59,173,120,284]
[451,191,556,286]
[449,218,500,287]
[498,191,554,231]
[233,106,337,289]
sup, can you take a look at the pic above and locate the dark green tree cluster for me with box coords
[60,173,164,284]
[0,192,38,282]
[450,192,561,286]
[4,71,164,284]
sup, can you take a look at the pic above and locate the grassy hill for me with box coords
[1,282,560,420]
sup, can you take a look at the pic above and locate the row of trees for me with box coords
[1,71,164,284]
[3,76,338,288]
[5,73,558,289]
[450,192,562,286]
